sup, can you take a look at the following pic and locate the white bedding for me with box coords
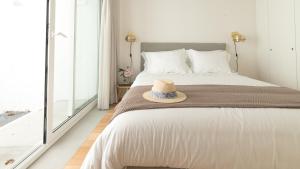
[81,72,300,169]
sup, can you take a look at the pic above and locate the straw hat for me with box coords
[143,80,187,103]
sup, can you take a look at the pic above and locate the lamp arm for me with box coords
[129,42,133,68]
[234,42,239,72]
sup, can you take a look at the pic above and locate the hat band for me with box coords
[152,91,177,99]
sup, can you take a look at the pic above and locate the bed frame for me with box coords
[128,42,226,169]
[140,42,226,71]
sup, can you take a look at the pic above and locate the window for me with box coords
[0,0,47,168]
[0,0,100,168]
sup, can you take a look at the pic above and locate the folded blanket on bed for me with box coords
[113,85,300,119]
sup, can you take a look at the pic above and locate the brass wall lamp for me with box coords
[125,32,137,68]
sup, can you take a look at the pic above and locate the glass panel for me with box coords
[0,0,46,168]
[74,0,99,110]
[52,0,75,129]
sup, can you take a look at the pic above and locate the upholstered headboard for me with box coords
[140,42,226,71]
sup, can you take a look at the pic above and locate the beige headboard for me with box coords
[140,42,226,71]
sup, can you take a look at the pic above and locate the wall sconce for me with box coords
[125,32,136,68]
[231,32,246,72]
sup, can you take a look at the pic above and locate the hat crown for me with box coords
[152,80,176,93]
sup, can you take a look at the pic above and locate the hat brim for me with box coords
[143,91,187,104]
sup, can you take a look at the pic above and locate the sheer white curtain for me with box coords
[98,0,118,110]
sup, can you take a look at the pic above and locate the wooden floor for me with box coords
[64,106,115,169]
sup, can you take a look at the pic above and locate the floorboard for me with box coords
[64,106,114,169]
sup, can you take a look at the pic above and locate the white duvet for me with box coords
[81,72,300,169]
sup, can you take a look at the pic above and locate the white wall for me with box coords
[256,0,270,82]
[118,0,258,79]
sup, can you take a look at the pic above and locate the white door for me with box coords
[295,0,300,89]
[268,0,297,89]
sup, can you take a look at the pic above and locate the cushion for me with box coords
[187,49,232,73]
[142,49,191,74]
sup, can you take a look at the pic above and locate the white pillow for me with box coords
[142,49,191,74]
[187,49,232,73]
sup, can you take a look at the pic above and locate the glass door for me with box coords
[49,0,76,130]
[74,0,100,111]
[0,0,100,168]
[0,0,47,168]
[49,0,99,131]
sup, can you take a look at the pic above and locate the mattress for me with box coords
[81,72,300,169]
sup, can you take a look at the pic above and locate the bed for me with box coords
[81,43,300,169]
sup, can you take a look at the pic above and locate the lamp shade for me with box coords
[231,32,246,43]
[125,32,136,43]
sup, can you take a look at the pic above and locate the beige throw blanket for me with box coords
[114,85,300,119]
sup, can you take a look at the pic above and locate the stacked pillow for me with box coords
[142,49,191,74]
[142,49,232,74]
[187,49,232,74]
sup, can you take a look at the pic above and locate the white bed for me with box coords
[81,72,300,169]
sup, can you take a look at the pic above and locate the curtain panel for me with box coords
[98,0,118,110]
